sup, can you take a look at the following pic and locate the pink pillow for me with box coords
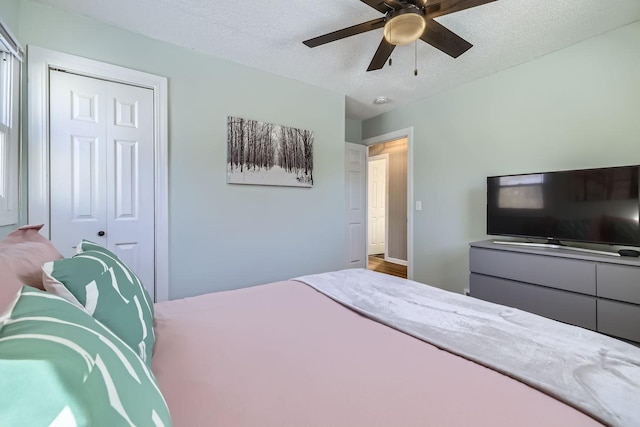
[0,224,63,290]
[0,257,23,314]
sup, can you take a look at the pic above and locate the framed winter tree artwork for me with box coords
[227,116,314,188]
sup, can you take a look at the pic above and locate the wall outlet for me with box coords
[463,288,470,296]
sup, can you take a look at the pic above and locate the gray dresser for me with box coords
[469,240,640,343]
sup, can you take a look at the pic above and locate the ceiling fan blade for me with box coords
[425,0,498,19]
[367,38,396,71]
[303,18,386,48]
[360,0,392,13]
[420,19,472,58]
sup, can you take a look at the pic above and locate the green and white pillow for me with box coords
[0,287,171,426]
[43,240,155,365]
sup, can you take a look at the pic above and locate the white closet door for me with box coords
[105,76,155,295]
[345,142,367,268]
[50,71,107,255]
[49,70,155,297]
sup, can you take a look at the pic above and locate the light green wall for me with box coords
[0,0,21,240]
[16,0,346,298]
[0,0,20,33]
[363,21,640,294]
[345,118,362,143]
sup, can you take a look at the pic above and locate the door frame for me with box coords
[362,127,414,280]
[27,45,169,302]
[367,153,389,259]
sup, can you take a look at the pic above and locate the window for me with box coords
[0,20,22,226]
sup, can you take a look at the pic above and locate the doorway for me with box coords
[366,138,408,279]
[27,46,169,301]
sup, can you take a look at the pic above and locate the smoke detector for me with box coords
[373,96,390,105]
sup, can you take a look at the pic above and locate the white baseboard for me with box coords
[385,257,407,266]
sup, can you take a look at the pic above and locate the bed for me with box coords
[1,225,639,426]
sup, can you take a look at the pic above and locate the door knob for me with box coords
[97,231,105,237]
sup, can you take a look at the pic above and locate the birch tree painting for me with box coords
[227,116,314,187]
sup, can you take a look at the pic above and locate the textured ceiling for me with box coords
[32,0,640,120]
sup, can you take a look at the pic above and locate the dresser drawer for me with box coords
[597,263,640,304]
[469,248,596,295]
[597,299,640,342]
[470,273,597,330]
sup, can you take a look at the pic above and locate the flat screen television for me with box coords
[487,165,640,246]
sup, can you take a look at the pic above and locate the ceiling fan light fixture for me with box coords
[383,8,426,46]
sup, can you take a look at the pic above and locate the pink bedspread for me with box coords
[152,280,602,427]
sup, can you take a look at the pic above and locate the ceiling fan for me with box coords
[303,0,498,71]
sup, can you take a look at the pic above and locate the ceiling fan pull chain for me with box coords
[414,40,418,76]
[389,24,393,66]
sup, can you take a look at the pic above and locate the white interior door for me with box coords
[345,143,367,268]
[49,70,155,297]
[368,156,387,255]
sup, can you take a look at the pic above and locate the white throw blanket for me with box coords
[295,269,640,427]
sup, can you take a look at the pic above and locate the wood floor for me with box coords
[368,255,407,279]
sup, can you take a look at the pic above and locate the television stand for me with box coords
[469,240,640,343]
[492,240,620,257]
